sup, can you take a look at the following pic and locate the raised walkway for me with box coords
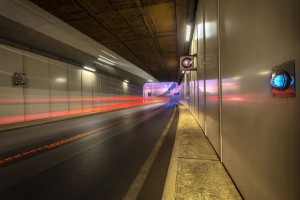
[162,104,242,200]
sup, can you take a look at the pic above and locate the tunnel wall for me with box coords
[181,0,300,199]
[0,43,143,125]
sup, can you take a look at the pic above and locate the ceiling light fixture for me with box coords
[94,61,109,67]
[99,55,116,64]
[186,25,191,41]
[101,50,117,59]
[98,57,115,65]
[83,66,96,72]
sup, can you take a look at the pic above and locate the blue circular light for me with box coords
[271,71,290,90]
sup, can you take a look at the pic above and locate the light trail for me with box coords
[0,96,169,125]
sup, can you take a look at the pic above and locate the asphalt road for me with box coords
[0,102,178,200]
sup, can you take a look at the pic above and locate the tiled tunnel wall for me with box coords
[0,43,143,125]
[180,0,300,199]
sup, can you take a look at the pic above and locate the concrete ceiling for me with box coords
[28,0,196,82]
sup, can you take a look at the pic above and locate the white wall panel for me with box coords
[0,44,24,124]
[23,52,49,120]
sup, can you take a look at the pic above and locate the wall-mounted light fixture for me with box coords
[271,60,295,97]
[186,25,191,42]
[83,66,96,72]
[124,80,129,83]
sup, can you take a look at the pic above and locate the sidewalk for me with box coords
[163,104,242,200]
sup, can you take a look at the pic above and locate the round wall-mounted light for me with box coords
[271,71,290,90]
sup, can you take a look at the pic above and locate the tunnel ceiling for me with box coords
[28,0,195,82]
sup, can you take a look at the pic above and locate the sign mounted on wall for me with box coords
[180,56,195,70]
[14,73,26,85]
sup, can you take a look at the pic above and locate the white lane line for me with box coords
[162,106,181,200]
[123,106,177,200]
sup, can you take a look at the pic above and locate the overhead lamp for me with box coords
[94,61,109,68]
[186,25,191,41]
[83,66,96,72]
[98,55,116,64]
[98,57,115,65]
[101,50,117,59]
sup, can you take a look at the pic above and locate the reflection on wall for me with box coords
[143,82,181,102]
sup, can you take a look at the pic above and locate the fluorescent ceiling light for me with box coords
[98,57,115,65]
[83,66,96,72]
[186,25,191,41]
[94,61,109,68]
[99,55,116,64]
[101,50,117,59]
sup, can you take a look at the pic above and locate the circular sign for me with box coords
[15,73,26,85]
[182,57,193,68]
[16,74,23,83]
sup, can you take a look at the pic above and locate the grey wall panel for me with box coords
[204,0,220,156]
[82,70,95,112]
[23,52,49,120]
[49,60,68,117]
[100,74,109,108]
[122,81,129,95]
[220,0,300,199]
[0,44,24,124]
[67,64,82,115]
[93,74,101,112]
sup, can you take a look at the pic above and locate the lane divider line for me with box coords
[123,105,177,200]
[161,105,181,200]
[0,105,164,166]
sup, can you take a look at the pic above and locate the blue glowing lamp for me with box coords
[271,71,290,90]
